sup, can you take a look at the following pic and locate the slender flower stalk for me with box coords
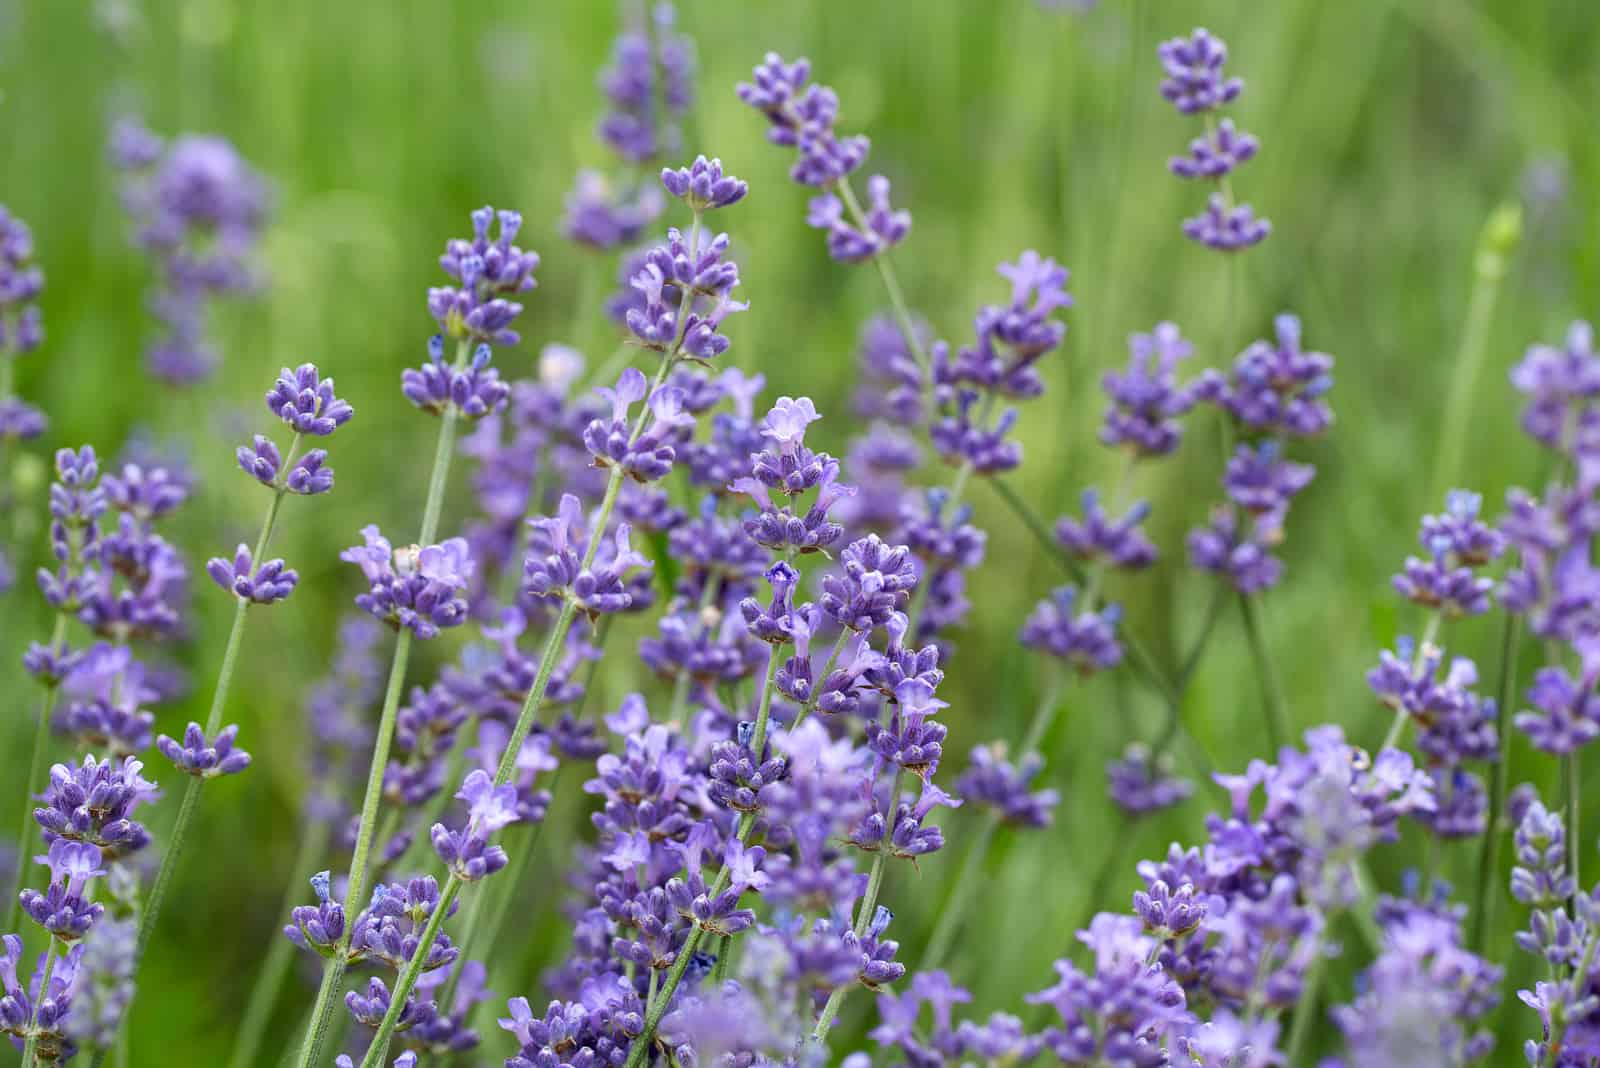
[6,615,66,935]
[1471,608,1520,954]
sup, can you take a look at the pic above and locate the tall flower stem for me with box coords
[1238,594,1287,751]
[1471,609,1520,954]
[5,612,67,935]
[1568,752,1582,907]
[834,180,932,383]
[127,434,298,1003]
[225,819,332,1068]
[296,339,470,1068]
[357,274,704,1064]
[812,766,907,1042]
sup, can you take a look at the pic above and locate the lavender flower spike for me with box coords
[207,544,299,604]
[342,526,473,639]
[661,156,749,213]
[430,768,522,882]
[156,723,252,779]
[428,206,540,347]
[266,363,354,436]
[1158,28,1243,114]
[19,839,106,941]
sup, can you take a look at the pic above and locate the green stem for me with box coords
[791,628,851,731]
[1569,751,1582,909]
[834,179,931,383]
[917,811,999,972]
[225,820,332,1068]
[1238,595,1287,751]
[6,614,68,934]
[295,339,470,1068]
[21,939,60,1068]
[1471,609,1520,954]
[359,873,464,1068]
[1283,952,1326,1064]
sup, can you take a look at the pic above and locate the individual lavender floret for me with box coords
[34,754,158,860]
[341,526,473,639]
[156,722,251,779]
[285,870,346,958]
[1509,320,1599,451]
[521,495,653,618]
[581,368,694,482]
[806,175,911,263]
[820,534,918,632]
[266,363,353,436]
[427,206,540,347]
[1187,505,1285,594]
[1421,491,1506,565]
[956,744,1059,828]
[1099,322,1200,456]
[430,769,522,882]
[1107,743,1194,815]
[1169,118,1259,179]
[0,205,45,356]
[1328,907,1501,1066]
[1020,585,1122,674]
[1157,28,1242,114]
[1223,441,1315,514]
[1196,314,1334,435]
[661,155,748,213]
[206,544,298,604]
[403,336,511,419]
[1055,490,1156,570]
[737,52,870,187]
[19,839,106,941]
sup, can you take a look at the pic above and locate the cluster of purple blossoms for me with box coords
[404,336,512,420]
[1099,322,1202,457]
[427,206,540,349]
[1158,28,1269,250]
[730,396,856,557]
[111,119,270,383]
[1187,315,1335,594]
[0,204,48,514]
[521,494,653,620]
[737,53,911,263]
[1020,585,1123,675]
[1107,744,1194,816]
[1392,491,1503,618]
[563,2,693,255]
[1,932,86,1063]
[343,527,474,639]
[930,252,1071,474]
[582,367,695,483]
[623,218,747,363]
[430,769,522,882]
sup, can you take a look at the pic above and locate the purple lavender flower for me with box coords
[562,171,662,250]
[597,3,693,164]
[430,769,521,882]
[1099,322,1200,456]
[342,526,473,639]
[286,870,346,957]
[19,839,106,941]
[427,207,540,347]
[403,336,512,419]
[1514,652,1600,756]
[0,205,45,357]
[738,53,869,187]
[854,315,928,426]
[33,754,158,859]
[1223,441,1315,514]
[266,363,354,436]
[661,156,748,213]
[956,744,1059,827]
[624,226,747,361]
[937,251,1071,398]
[1056,490,1156,570]
[1187,505,1285,594]
[1020,585,1123,674]
[101,463,187,521]
[806,175,911,263]
[0,935,85,1060]
[1169,118,1259,179]
[581,368,695,482]
[1197,314,1334,435]
[1183,192,1271,251]
[350,876,459,973]
[207,544,298,604]
[1509,320,1599,452]
[156,722,252,778]
[1107,743,1194,815]
[521,495,652,618]
[821,535,918,632]
[1158,29,1243,114]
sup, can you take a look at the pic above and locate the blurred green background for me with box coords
[1,0,1597,1062]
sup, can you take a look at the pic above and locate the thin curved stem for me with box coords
[20,939,60,1068]
[1569,752,1582,910]
[1238,595,1287,751]
[225,819,331,1068]
[1472,610,1520,954]
[834,180,931,383]
[917,811,999,973]
[359,873,464,1067]
[6,613,68,934]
